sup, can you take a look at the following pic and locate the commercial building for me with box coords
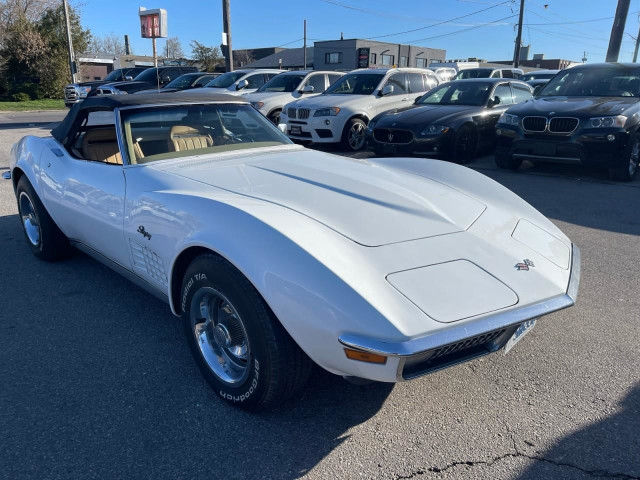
[245,47,314,70]
[76,53,193,81]
[313,39,446,71]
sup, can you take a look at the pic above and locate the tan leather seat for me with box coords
[82,128,122,164]
[169,125,213,152]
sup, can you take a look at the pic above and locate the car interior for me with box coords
[64,105,290,165]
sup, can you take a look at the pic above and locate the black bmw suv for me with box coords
[495,63,640,181]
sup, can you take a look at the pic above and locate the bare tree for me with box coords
[163,37,184,59]
[234,49,255,67]
[87,33,127,55]
[190,40,221,71]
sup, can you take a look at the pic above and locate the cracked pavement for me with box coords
[1,112,639,479]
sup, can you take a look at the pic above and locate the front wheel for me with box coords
[181,254,312,410]
[608,133,639,182]
[495,147,523,170]
[267,109,282,125]
[451,124,478,164]
[16,176,71,261]
[341,118,367,151]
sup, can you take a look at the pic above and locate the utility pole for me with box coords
[633,24,640,62]
[62,0,76,83]
[222,0,233,72]
[606,0,630,62]
[303,19,307,70]
[512,0,525,67]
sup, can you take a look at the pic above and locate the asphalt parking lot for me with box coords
[0,111,639,480]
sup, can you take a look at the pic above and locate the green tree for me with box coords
[190,40,221,72]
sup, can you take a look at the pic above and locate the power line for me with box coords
[400,14,518,44]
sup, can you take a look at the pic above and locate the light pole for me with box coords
[62,0,76,83]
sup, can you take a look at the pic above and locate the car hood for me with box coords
[135,87,177,94]
[76,80,109,88]
[508,96,640,117]
[288,93,374,111]
[103,80,151,91]
[160,147,486,247]
[375,104,479,129]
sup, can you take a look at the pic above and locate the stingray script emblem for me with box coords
[137,225,152,240]
[514,259,535,271]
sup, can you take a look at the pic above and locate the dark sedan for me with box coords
[135,72,219,94]
[366,79,533,162]
[495,63,640,181]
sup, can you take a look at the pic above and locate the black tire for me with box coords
[15,176,71,261]
[267,109,282,125]
[341,118,367,152]
[495,146,523,170]
[451,124,478,164]
[181,254,312,411]
[608,133,639,182]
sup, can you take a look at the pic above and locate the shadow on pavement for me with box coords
[0,213,393,479]
[516,384,640,479]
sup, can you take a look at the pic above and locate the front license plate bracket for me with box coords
[504,319,536,354]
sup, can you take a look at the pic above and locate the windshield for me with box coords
[538,67,640,97]
[103,69,126,82]
[206,71,246,88]
[134,68,160,82]
[522,72,556,81]
[455,69,493,79]
[165,74,197,89]
[324,73,385,95]
[257,74,305,93]
[120,104,291,164]
[418,82,491,106]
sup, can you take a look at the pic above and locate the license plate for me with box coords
[504,319,536,354]
[290,126,302,135]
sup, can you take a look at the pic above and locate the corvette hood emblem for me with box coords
[515,259,535,271]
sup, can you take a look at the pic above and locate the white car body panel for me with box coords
[280,68,439,144]
[9,125,579,383]
[180,69,283,97]
[243,71,344,119]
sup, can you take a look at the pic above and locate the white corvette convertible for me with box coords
[6,93,580,410]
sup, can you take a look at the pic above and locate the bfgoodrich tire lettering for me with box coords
[181,253,312,410]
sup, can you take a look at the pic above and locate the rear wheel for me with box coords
[16,176,70,261]
[451,124,478,164]
[181,254,312,410]
[495,147,523,170]
[267,109,282,125]
[341,118,367,152]
[608,133,639,182]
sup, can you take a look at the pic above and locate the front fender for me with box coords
[10,136,50,196]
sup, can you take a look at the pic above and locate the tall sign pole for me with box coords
[62,0,76,83]
[512,0,525,67]
[139,7,168,69]
[303,19,307,70]
[222,0,233,72]
[606,0,630,62]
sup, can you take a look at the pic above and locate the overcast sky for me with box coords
[78,0,640,63]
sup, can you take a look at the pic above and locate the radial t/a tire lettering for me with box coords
[180,253,312,410]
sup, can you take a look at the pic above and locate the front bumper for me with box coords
[339,244,581,381]
[366,127,454,156]
[281,113,346,144]
[496,125,629,166]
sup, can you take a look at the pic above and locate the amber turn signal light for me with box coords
[344,348,387,364]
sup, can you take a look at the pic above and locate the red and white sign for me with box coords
[139,7,167,38]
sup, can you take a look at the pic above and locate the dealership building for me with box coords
[313,39,446,71]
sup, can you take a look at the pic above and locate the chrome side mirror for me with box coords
[300,85,314,94]
[380,84,394,96]
[236,79,249,90]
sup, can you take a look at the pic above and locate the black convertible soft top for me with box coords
[51,92,247,143]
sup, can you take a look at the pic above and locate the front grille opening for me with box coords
[402,327,513,380]
[297,108,310,120]
[549,117,579,133]
[523,117,547,132]
[287,108,297,119]
[374,128,414,144]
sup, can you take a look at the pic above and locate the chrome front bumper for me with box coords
[339,244,581,380]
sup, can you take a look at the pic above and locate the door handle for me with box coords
[401,98,409,102]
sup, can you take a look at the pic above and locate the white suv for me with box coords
[280,68,439,151]
[243,70,344,124]
[181,69,282,96]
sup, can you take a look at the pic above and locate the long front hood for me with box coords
[162,148,486,247]
[377,105,477,129]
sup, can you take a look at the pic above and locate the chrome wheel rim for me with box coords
[348,122,365,150]
[19,192,40,247]
[190,287,250,385]
[271,111,281,125]
[457,129,473,156]
[629,138,639,176]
